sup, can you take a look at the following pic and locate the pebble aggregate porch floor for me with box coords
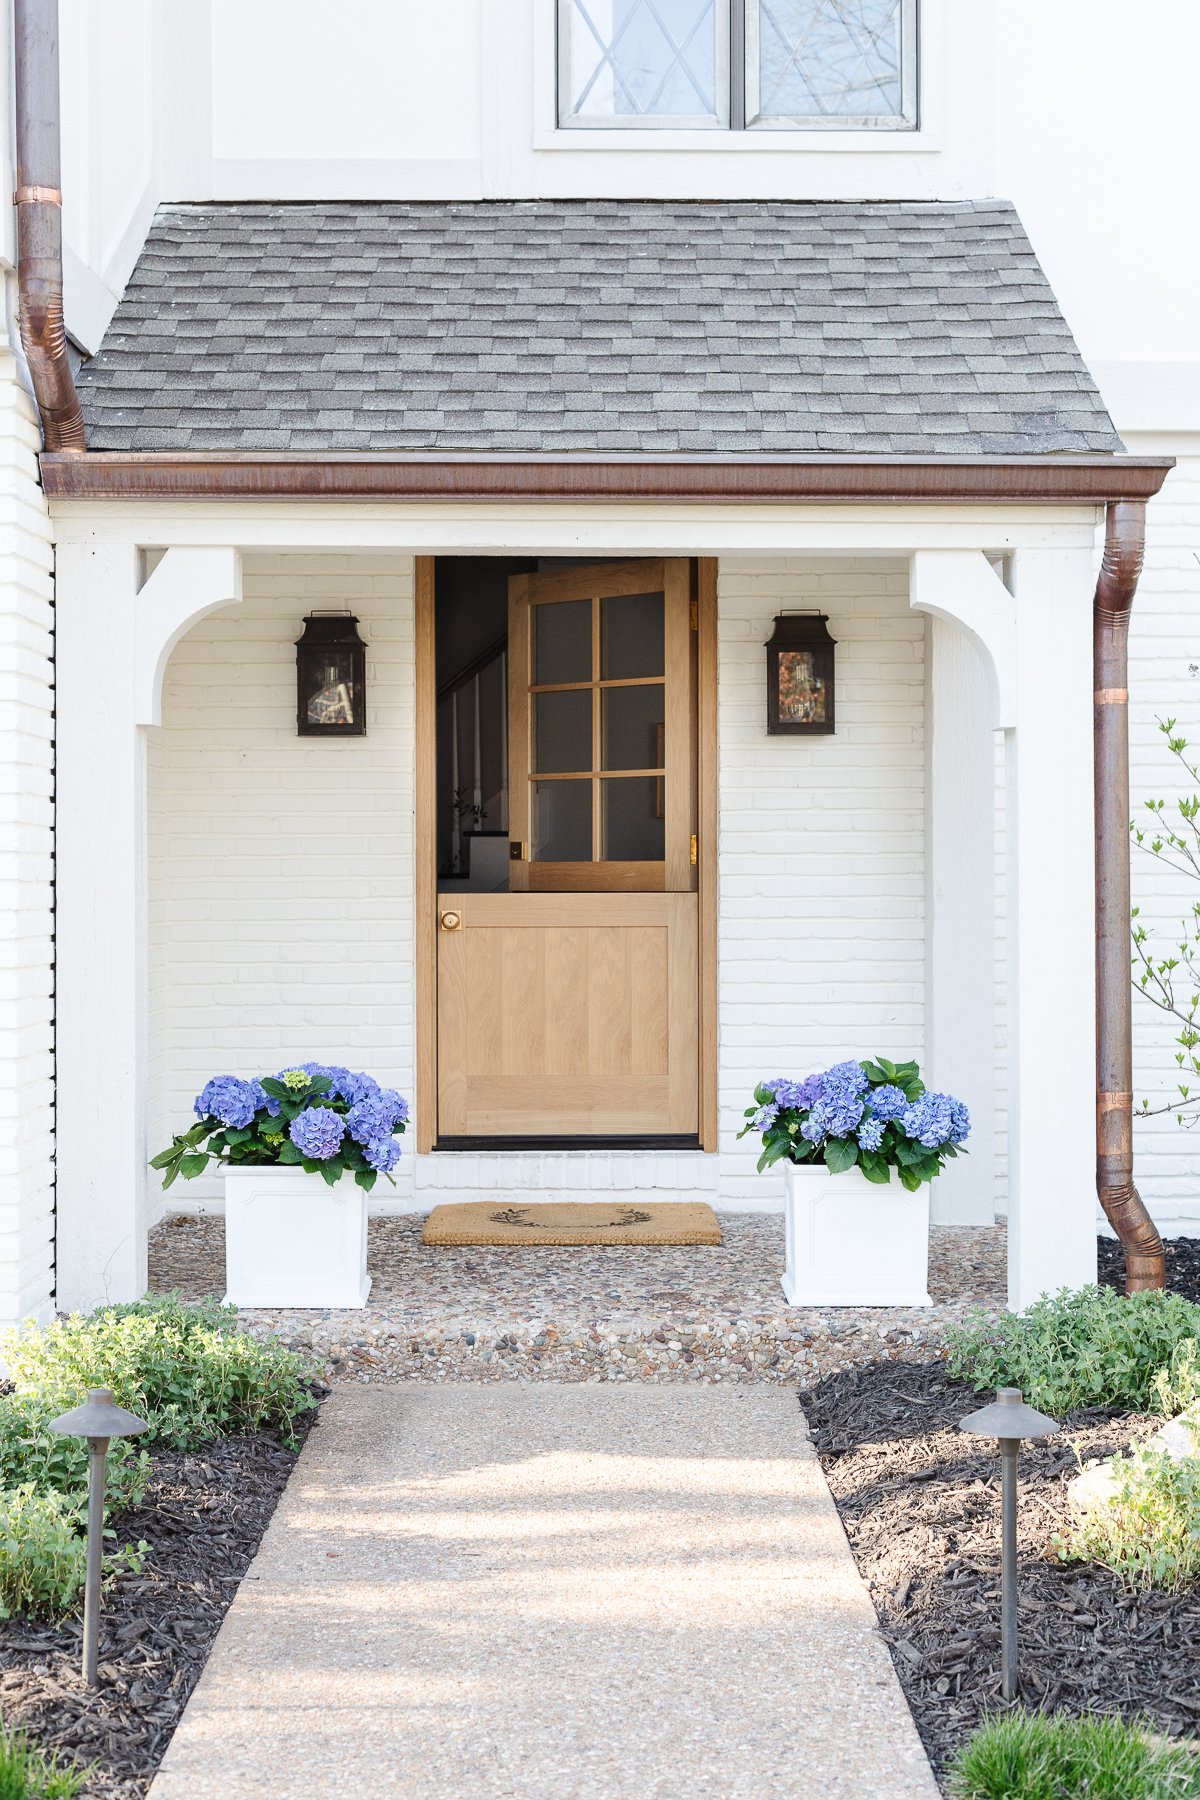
[149,1214,1006,1386]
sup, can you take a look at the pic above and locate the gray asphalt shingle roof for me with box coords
[76,199,1122,457]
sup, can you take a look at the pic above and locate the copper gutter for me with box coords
[1095,500,1165,1291]
[13,0,86,451]
[40,450,1172,505]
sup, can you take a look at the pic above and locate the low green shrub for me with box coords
[949,1711,1200,1799]
[0,1487,87,1619]
[945,1286,1200,1414]
[0,1294,315,1621]
[0,1723,86,1800]
[1,1292,316,1452]
[1056,1435,1200,1592]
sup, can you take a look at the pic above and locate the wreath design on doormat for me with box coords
[487,1206,653,1231]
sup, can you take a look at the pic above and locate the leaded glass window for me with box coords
[559,0,728,128]
[746,0,916,128]
[557,0,916,130]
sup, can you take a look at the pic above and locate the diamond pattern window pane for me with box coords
[561,0,724,124]
[753,0,909,124]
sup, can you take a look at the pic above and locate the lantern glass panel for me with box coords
[304,651,359,729]
[776,649,828,727]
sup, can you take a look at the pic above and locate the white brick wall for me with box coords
[1126,450,1200,1231]
[0,319,55,1324]
[715,558,927,1205]
[147,552,932,1217]
[147,553,417,1216]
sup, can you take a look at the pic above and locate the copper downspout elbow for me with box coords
[1095,499,1165,1291]
[12,0,85,452]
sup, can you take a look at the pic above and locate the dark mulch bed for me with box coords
[0,1415,316,1797]
[1098,1231,1200,1302]
[800,1358,1200,1790]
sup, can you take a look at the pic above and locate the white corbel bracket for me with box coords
[135,546,243,727]
[909,549,1016,730]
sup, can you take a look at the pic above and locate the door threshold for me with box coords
[433,1135,703,1152]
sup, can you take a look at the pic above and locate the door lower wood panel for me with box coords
[437,892,698,1138]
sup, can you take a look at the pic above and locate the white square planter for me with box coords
[782,1160,932,1307]
[223,1166,371,1309]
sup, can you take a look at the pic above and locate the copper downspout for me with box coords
[12,0,85,451]
[1095,500,1165,1291]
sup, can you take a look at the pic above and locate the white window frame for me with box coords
[557,0,731,130]
[745,0,918,131]
[556,0,918,132]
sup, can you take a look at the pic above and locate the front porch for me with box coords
[149,1211,1006,1382]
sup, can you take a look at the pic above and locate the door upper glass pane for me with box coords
[535,690,593,774]
[601,592,664,680]
[559,0,727,127]
[533,779,593,861]
[748,0,914,128]
[603,777,666,861]
[534,600,592,685]
[602,684,665,771]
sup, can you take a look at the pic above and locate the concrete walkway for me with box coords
[150,1388,939,1800]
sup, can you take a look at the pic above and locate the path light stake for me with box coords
[49,1388,148,1687]
[959,1387,1058,1703]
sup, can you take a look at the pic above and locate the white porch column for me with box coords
[924,615,997,1226]
[56,544,241,1312]
[912,545,1096,1308]
[1003,545,1098,1307]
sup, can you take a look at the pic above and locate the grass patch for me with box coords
[0,1723,86,1799]
[950,1712,1200,1799]
[946,1287,1200,1415]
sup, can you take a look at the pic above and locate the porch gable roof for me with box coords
[75,198,1122,461]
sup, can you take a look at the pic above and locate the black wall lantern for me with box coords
[296,613,366,736]
[765,612,836,735]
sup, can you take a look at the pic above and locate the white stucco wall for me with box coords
[0,318,55,1325]
[146,552,938,1219]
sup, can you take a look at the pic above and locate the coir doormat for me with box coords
[421,1201,723,1247]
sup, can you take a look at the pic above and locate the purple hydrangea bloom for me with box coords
[900,1092,964,1150]
[765,1075,824,1111]
[380,1089,410,1126]
[363,1136,402,1174]
[950,1098,971,1141]
[289,1106,345,1161]
[866,1083,908,1122]
[857,1115,885,1152]
[195,1075,260,1130]
[751,1102,779,1132]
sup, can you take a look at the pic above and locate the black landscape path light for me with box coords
[959,1386,1059,1703]
[49,1388,149,1688]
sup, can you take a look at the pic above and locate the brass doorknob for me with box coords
[439,910,462,932]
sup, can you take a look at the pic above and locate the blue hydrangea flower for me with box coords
[866,1083,908,1122]
[347,1094,402,1146]
[900,1092,963,1150]
[751,1102,779,1132]
[824,1060,870,1099]
[194,1075,260,1130]
[289,1107,345,1161]
[950,1098,970,1141]
[379,1089,409,1126]
[857,1115,885,1152]
[802,1090,866,1144]
[363,1136,401,1174]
